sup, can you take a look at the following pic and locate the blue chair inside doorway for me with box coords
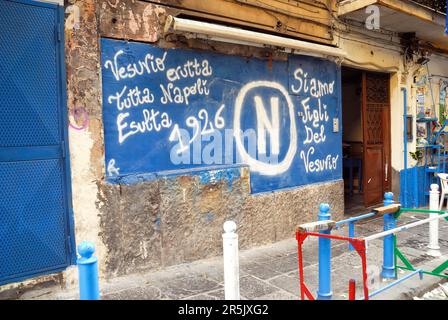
[343,157,362,195]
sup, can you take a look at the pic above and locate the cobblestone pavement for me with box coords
[415,283,448,300]
[19,212,448,300]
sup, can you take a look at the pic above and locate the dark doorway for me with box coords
[341,67,391,213]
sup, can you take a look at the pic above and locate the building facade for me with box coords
[1,0,448,293]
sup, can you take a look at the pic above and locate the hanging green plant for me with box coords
[409,150,423,166]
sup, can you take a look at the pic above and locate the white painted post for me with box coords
[428,184,441,257]
[223,221,240,300]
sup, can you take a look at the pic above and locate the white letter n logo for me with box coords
[254,96,280,155]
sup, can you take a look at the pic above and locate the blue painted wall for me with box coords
[399,166,428,208]
[100,38,342,193]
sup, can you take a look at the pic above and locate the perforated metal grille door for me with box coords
[0,0,73,284]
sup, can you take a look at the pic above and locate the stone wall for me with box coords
[98,166,343,277]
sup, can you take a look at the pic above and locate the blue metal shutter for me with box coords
[0,0,74,285]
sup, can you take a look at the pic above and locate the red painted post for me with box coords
[349,279,356,300]
[296,231,307,300]
[350,238,369,300]
[360,249,369,300]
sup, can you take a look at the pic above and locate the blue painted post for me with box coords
[381,192,396,279]
[77,241,100,300]
[402,88,408,208]
[317,203,332,300]
[348,221,355,251]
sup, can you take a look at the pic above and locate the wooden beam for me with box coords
[145,0,335,44]
[372,203,401,215]
[378,0,445,27]
[338,0,445,27]
[338,0,378,16]
[297,220,336,233]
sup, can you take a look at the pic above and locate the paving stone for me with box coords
[332,243,350,259]
[189,263,225,284]
[401,238,433,252]
[205,289,225,300]
[333,252,365,269]
[296,241,347,268]
[183,294,217,300]
[437,239,448,255]
[408,254,435,266]
[261,254,300,274]
[268,272,302,297]
[248,250,293,263]
[254,290,297,300]
[18,288,59,300]
[395,231,420,242]
[241,262,282,280]
[418,283,448,300]
[102,285,171,300]
[156,276,221,299]
[397,244,427,259]
[436,228,448,242]
[239,275,278,299]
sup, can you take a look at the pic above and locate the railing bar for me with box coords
[336,212,377,226]
[364,213,448,242]
[399,208,446,215]
[366,269,423,299]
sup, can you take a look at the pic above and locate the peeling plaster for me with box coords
[67,128,107,280]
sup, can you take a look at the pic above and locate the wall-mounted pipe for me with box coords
[164,16,347,59]
[426,64,437,119]
[402,87,408,207]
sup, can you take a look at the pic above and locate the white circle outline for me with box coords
[233,81,297,176]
